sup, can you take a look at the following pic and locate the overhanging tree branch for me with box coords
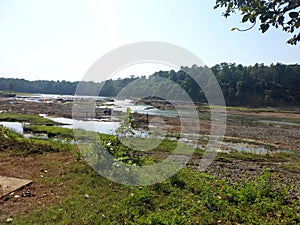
[214,0,300,45]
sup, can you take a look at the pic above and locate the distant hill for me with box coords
[1,63,299,107]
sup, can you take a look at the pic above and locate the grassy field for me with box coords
[8,163,300,225]
[1,112,300,224]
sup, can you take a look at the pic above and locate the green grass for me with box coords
[0,90,16,97]
[223,136,279,151]
[283,163,300,173]
[0,90,38,96]
[1,126,300,224]
[9,164,300,225]
[15,92,38,96]
[218,151,267,162]
[227,113,300,126]
[24,125,110,141]
[203,105,280,113]
[0,113,60,125]
[203,105,300,127]
[24,125,75,139]
[0,126,73,155]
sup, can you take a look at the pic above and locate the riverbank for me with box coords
[1,147,299,224]
[1,96,300,223]
[1,97,300,153]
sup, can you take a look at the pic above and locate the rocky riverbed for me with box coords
[1,96,300,153]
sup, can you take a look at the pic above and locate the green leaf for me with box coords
[250,16,256,23]
[278,15,284,25]
[231,27,237,31]
[242,14,249,23]
[260,23,270,33]
[289,12,299,19]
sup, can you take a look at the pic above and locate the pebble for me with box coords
[22,191,32,197]
[6,218,13,223]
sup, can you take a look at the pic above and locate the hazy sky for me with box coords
[0,0,299,81]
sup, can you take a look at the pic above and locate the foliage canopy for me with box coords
[214,0,300,45]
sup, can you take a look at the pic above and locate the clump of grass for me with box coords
[203,105,279,113]
[24,125,75,139]
[0,126,72,155]
[218,151,267,162]
[0,113,60,125]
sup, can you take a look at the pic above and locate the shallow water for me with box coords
[0,122,23,134]
[11,96,297,155]
[0,119,288,155]
[109,99,200,118]
[222,142,268,154]
[43,116,120,135]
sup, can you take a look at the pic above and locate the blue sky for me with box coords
[0,0,299,81]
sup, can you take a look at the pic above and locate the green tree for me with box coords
[115,108,135,138]
[214,0,300,45]
[8,82,13,92]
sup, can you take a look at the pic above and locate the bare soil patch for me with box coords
[0,153,76,221]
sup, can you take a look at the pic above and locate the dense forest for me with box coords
[0,63,299,107]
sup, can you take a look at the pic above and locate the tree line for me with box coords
[0,63,299,107]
